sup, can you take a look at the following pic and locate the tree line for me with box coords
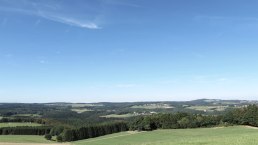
[223,104,258,126]
[54,122,128,142]
[129,112,222,131]
[0,117,46,124]
[129,104,258,131]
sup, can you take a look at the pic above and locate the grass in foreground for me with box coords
[0,135,53,143]
[0,122,42,128]
[72,126,258,145]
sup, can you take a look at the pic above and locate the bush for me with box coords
[56,135,63,142]
[44,134,52,140]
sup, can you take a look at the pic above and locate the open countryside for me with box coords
[1,0,258,144]
[1,100,258,144]
[1,126,258,145]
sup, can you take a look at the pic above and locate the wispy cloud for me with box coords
[0,0,101,29]
[37,56,48,64]
[38,12,101,29]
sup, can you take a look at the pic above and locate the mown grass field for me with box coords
[0,135,53,143]
[1,126,258,145]
[0,122,42,128]
[72,126,258,145]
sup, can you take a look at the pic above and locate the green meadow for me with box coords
[72,126,258,145]
[0,135,53,143]
[0,122,42,128]
[1,126,258,145]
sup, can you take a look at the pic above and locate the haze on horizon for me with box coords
[1,0,258,103]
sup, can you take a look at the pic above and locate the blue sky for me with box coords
[1,0,258,103]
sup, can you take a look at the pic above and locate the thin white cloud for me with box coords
[0,1,101,29]
[38,13,101,29]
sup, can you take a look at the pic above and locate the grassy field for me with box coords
[1,126,258,145]
[0,122,42,128]
[70,103,103,107]
[131,103,174,109]
[12,114,42,117]
[101,113,137,118]
[0,135,54,143]
[72,126,258,145]
[187,105,228,112]
[71,108,93,113]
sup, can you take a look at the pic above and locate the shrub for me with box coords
[44,134,52,140]
[56,135,63,142]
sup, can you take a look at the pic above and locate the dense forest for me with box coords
[130,105,258,131]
